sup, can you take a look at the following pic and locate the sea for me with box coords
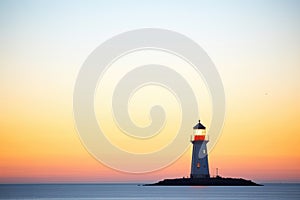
[0,183,299,199]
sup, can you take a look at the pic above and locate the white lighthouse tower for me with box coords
[190,120,210,178]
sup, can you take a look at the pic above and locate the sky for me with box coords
[0,0,300,183]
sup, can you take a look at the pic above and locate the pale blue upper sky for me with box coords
[1,0,299,105]
[1,0,299,73]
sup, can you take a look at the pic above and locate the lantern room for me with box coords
[192,120,207,141]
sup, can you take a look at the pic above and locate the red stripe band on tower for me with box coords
[194,135,205,141]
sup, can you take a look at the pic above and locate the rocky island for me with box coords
[145,176,261,186]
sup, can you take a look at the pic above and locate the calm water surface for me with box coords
[0,183,299,199]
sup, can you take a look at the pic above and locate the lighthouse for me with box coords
[190,120,210,178]
[147,120,261,186]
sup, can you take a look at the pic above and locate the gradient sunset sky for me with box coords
[1,0,300,183]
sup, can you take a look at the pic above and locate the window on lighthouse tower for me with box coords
[193,129,206,135]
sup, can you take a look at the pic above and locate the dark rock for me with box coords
[144,177,262,186]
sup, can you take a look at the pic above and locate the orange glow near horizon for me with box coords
[1,100,300,183]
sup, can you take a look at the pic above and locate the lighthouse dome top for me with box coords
[193,120,206,129]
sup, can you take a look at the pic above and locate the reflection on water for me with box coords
[0,183,299,199]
